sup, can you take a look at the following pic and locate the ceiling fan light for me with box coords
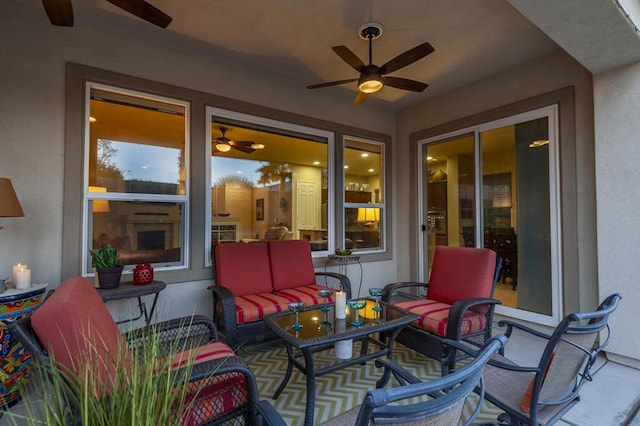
[216,143,231,152]
[250,143,265,150]
[358,76,384,94]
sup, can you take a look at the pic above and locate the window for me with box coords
[83,84,189,275]
[419,105,562,325]
[206,108,333,264]
[344,137,385,252]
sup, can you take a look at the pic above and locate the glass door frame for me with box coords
[417,105,563,326]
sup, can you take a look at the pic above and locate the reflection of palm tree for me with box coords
[257,163,292,193]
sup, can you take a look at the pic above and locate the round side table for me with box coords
[326,254,363,297]
[0,283,48,407]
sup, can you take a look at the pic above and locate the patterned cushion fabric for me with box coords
[171,341,236,369]
[234,293,292,324]
[268,240,316,291]
[427,246,497,306]
[30,276,132,397]
[174,343,248,426]
[275,284,335,306]
[215,242,273,296]
[395,299,487,337]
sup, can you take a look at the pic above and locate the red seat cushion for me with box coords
[215,242,273,296]
[268,240,316,291]
[233,293,292,324]
[427,246,497,305]
[170,342,248,426]
[395,299,488,337]
[30,276,132,397]
[275,284,335,306]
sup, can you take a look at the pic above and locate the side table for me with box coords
[96,280,166,326]
[326,254,363,297]
[0,282,48,407]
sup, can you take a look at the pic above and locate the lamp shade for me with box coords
[88,186,110,213]
[0,178,24,217]
[357,207,379,224]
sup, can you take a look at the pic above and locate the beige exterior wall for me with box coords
[594,61,640,368]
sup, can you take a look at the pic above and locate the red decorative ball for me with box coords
[133,264,154,285]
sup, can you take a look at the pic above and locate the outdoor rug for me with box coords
[240,342,503,425]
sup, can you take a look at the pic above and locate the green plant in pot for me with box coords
[90,244,123,289]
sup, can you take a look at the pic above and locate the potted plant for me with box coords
[89,244,123,289]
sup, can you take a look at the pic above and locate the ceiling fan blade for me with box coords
[232,145,256,154]
[354,91,368,105]
[383,76,428,92]
[229,141,254,147]
[307,78,359,89]
[42,0,73,26]
[106,0,173,28]
[380,42,435,75]
[332,46,366,72]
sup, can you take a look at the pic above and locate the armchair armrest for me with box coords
[256,400,287,426]
[497,319,554,340]
[374,358,422,386]
[447,297,502,340]
[442,337,537,373]
[382,281,428,303]
[315,271,352,298]
[126,315,219,357]
[208,284,240,348]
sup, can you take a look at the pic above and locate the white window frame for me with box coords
[82,82,191,276]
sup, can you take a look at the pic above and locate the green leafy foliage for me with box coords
[89,244,119,269]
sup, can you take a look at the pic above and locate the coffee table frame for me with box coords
[263,300,418,426]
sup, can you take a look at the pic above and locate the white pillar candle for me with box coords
[12,263,27,285]
[335,290,346,320]
[334,319,353,359]
[15,267,31,290]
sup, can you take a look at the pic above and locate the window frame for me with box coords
[343,135,386,253]
[205,107,335,264]
[82,83,191,276]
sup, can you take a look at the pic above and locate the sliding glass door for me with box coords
[419,106,562,325]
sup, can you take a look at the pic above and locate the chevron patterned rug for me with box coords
[241,342,503,425]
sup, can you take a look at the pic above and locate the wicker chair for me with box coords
[473,293,622,426]
[8,276,279,425]
[383,246,502,374]
[319,335,508,426]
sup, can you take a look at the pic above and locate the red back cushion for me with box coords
[30,276,131,397]
[215,242,273,296]
[268,240,316,291]
[427,246,497,305]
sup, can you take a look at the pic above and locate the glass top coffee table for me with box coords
[263,299,418,426]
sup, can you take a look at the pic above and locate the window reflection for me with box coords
[210,120,329,252]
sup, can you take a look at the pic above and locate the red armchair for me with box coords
[382,245,502,374]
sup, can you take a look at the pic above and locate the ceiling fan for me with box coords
[307,22,435,105]
[213,127,265,154]
[41,0,173,28]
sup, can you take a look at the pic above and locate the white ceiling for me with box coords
[18,0,640,110]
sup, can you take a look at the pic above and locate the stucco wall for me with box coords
[594,61,640,368]
[395,50,598,316]
[0,3,397,324]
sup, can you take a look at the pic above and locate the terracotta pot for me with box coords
[97,265,124,289]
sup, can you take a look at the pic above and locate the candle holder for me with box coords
[369,288,384,313]
[317,288,333,312]
[347,298,367,327]
[288,301,306,330]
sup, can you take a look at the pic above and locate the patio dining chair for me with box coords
[383,245,502,374]
[464,293,622,426]
[319,335,508,426]
[8,276,279,425]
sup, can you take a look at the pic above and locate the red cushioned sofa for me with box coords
[209,239,351,349]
